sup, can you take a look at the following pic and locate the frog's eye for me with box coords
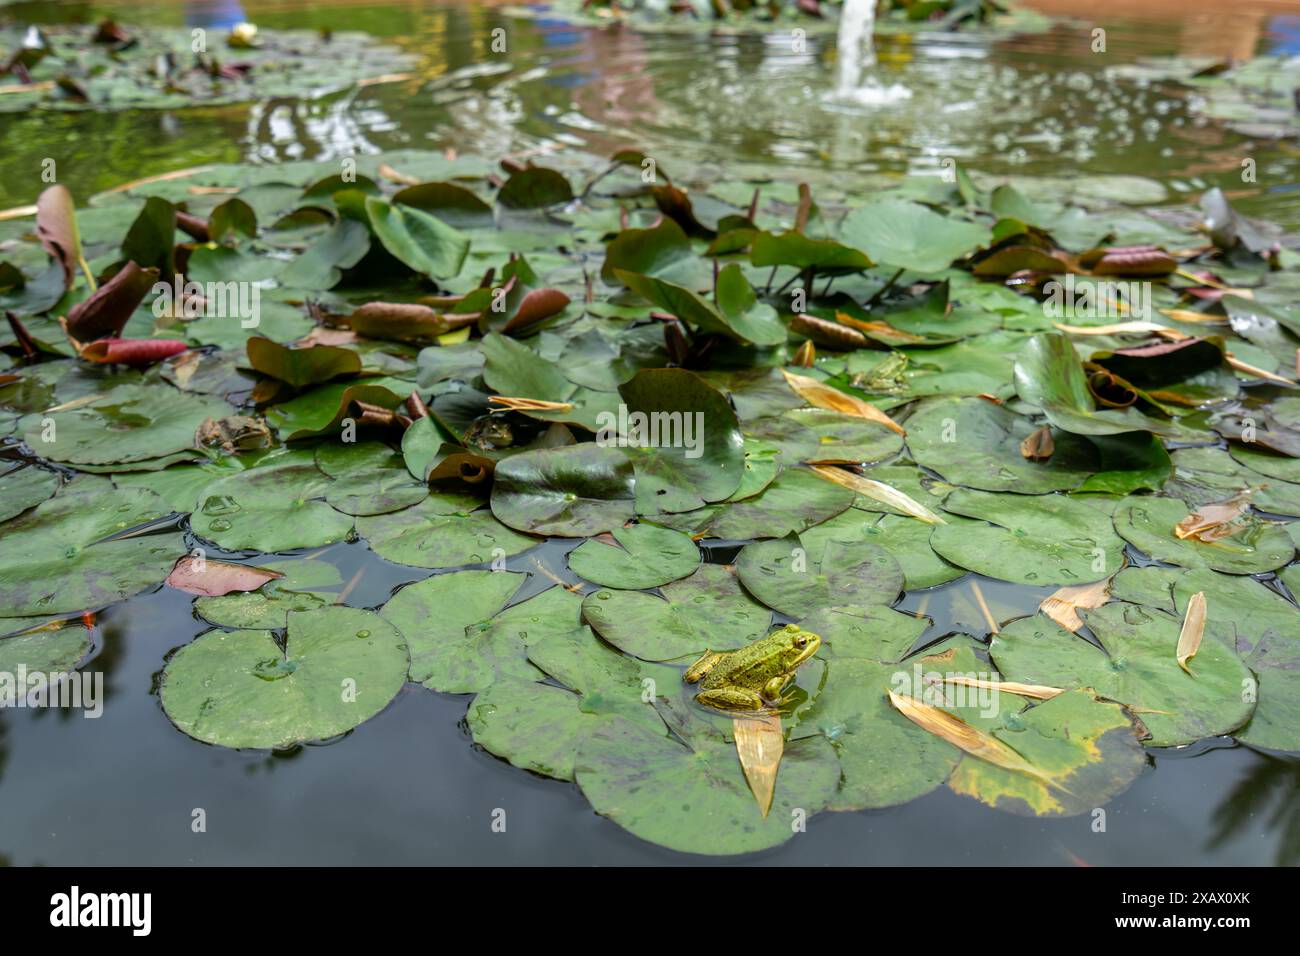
[792,634,808,649]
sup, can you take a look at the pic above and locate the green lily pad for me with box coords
[314,441,429,516]
[945,689,1147,817]
[797,605,928,662]
[0,625,93,703]
[736,533,903,618]
[991,602,1256,747]
[194,558,344,629]
[1113,494,1294,574]
[746,408,903,465]
[581,563,770,661]
[1013,332,1177,437]
[358,501,535,569]
[574,698,841,855]
[380,571,580,692]
[701,466,856,540]
[0,487,181,616]
[614,368,745,514]
[0,461,60,522]
[567,523,700,589]
[467,627,675,780]
[906,396,1099,493]
[491,444,636,537]
[17,382,230,465]
[932,489,1124,585]
[191,452,354,552]
[365,197,469,280]
[159,605,409,750]
[840,200,990,274]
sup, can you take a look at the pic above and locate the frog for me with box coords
[682,624,822,714]
[462,416,515,451]
[196,415,273,455]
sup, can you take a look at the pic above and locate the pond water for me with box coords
[1,0,1298,865]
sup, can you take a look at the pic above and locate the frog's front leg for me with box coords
[683,650,724,684]
[762,674,795,707]
[694,686,766,713]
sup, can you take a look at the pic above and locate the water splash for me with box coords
[833,0,912,105]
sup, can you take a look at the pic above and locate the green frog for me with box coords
[683,624,822,714]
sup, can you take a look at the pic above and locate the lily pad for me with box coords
[159,606,408,750]
[0,487,181,616]
[581,563,771,662]
[194,558,344,629]
[991,602,1256,746]
[1113,494,1294,574]
[736,533,903,618]
[358,501,536,570]
[491,444,636,537]
[574,698,841,855]
[932,489,1124,585]
[567,523,699,589]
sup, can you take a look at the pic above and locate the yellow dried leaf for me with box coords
[887,690,1070,794]
[378,162,421,185]
[1174,494,1251,542]
[780,369,905,435]
[808,465,945,524]
[1040,579,1111,633]
[1177,591,1207,674]
[733,714,783,818]
[940,676,1064,700]
[791,340,816,368]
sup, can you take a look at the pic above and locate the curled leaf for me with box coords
[939,676,1064,700]
[63,261,159,341]
[1177,591,1207,674]
[1020,425,1055,461]
[166,556,284,597]
[780,369,905,435]
[1039,579,1111,633]
[79,337,188,366]
[1174,492,1252,542]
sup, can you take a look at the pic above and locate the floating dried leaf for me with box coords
[1040,579,1111,633]
[808,464,944,524]
[733,714,783,818]
[1020,425,1055,461]
[1177,591,1207,675]
[780,369,905,435]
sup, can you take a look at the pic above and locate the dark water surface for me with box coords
[1,0,1298,865]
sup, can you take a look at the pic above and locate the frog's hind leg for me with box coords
[683,650,724,684]
[695,687,766,713]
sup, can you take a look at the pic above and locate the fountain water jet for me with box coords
[834,0,911,105]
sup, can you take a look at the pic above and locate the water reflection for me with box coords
[1209,751,1300,866]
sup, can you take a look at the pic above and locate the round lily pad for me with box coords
[906,396,1099,493]
[567,523,699,589]
[191,452,354,552]
[381,571,582,693]
[932,489,1124,585]
[159,606,409,750]
[798,605,929,663]
[702,466,856,541]
[0,487,181,616]
[18,382,231,466]
[736,533,903,618]
[746,408,903,465]
[491,444,636,537]
[991,602,1256,747]
[0,461,59,522]
[194,558,345,630]
[1113,494,1294,574]
[581,563,771,662]
[314,441,430,516]
[574,699,842,855]
[0,625,93,703]
[357,500,536,570]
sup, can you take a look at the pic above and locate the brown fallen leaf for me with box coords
[780,368,905,435]
[1177,591,1207,674]
[734,714,783,818]
[35,184,87,291]
[809,464,945,524]
[377,162,421,185]
[888,690,1072,794]
[503,287,571,334]
[789,312,869,350]
[1040,579,1111,633]
[165,556,283,597]
[1020,424,1055,461]
[1174,493,1252,542]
